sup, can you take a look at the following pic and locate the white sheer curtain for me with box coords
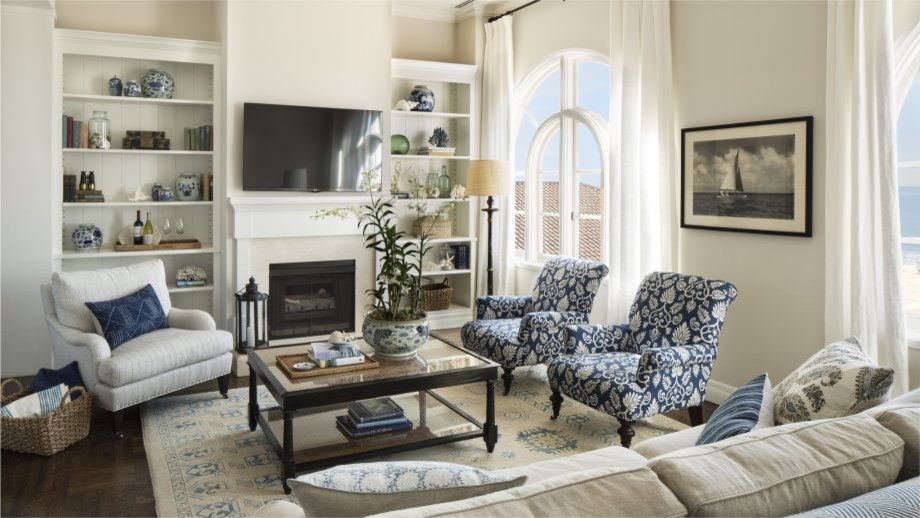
[477,16,514,297]
[826,0,907,394]
[607,1,677,321]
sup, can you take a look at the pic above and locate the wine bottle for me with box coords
[142,211,154,245]
[133,210,144,245]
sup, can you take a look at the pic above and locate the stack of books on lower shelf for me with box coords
[336,397,412,440]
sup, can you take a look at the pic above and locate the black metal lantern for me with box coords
[235,276,269,352]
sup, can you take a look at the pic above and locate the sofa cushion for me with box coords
[696,373,772,445]
[872,404,920,481]
[496,444,647,484]
[372,466,686,518]
[649,414,904,516]
[791,478,920,518]
[772,337,894,424]
[634,424,705,459]
[97,328,232,387]
[253,500,306,518]
[288,462,527,518]
[85,284,169,349]
[51,260,172,333]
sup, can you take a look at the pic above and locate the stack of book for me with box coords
[184,125,214,151]
[63,175,77,202]
[310,342,364,367]
[336,397,412,440]
[417,146,456,157]
[62,115,88,148]
[450,244,470,269]
[74,189,104,203]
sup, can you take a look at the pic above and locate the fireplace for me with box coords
[268,260,356,340]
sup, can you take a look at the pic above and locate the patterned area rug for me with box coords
[141,366,685,517]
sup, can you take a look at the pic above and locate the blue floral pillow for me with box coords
[288,461,527,517]
[696,373,773,445]
[85,284,169,349]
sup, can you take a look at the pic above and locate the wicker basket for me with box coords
[413,216,452,238]
[1,379,93,456]
[422,278,453,311]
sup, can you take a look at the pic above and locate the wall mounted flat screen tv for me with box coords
[243,103,383,192]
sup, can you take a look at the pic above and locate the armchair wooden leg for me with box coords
[688,405,704,426]
[501,367,515,396]
[549,390,563,420]
[617,419,636,448]
[218,374,230,398]
[112,409,124,439]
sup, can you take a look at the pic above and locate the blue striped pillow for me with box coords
[696,374,773,446]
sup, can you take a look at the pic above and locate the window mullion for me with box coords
[560,56,578,258]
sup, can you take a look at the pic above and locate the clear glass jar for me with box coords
[438,165,452,199]
[88,111,111,149]
[426,168,440,198]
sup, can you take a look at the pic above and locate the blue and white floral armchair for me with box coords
[461,256,609,395]
[547,272,738,448]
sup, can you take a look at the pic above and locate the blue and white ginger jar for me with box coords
[176,174,201,201]
[108,75,122,96]
[362,314,430,359]
[124,80,142,97]
[408,85,435,112]
[71,224,102,251]
[141,68,175,99]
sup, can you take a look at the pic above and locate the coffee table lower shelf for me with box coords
[254,390,492,490]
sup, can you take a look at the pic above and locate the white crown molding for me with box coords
[55,28,220,56]
[1,1,55,17]
[392,58,477,83]
[393,0,532,24]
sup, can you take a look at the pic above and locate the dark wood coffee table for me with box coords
[247,337,499,493]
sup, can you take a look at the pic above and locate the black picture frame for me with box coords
[680,116,813,237]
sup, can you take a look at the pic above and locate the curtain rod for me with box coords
[488,0,550,23]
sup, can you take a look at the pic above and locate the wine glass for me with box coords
[161,217,172,240]
[175,217,185,236]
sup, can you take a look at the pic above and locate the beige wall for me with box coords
[392,16,456,63]
[673,0,828,390]
[54,0,219,41]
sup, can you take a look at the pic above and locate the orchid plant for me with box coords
[314,170,454,321]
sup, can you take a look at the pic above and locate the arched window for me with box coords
[513,51,610,263]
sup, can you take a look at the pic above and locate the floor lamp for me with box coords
[466,160,511,296]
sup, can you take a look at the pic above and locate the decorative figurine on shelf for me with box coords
[176,174,202,201]
[157,187,175,201]
[108,75,123,96]
[451,183,466,200]
[393,99,419,111]
[124,80,142,97]
[428,127,449,148]
[176,266,208,288]
[141,68,175,99]
[71,224,102,251]
[129,187,152,202]
[408,85,435,112]
[391,134,410,155]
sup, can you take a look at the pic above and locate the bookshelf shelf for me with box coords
[58,247,218,260]
[390,110,470,119]
[63,93,213,106]
[64,201,213,207]
[62,148,212,155]
[390,155,471,160]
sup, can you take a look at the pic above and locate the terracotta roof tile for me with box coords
[514,181,603,261]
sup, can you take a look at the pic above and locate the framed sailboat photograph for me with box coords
[681,116,813,237]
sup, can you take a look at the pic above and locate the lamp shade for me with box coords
[466,160,511,197]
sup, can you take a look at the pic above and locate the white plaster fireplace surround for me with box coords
[230,196,375,346]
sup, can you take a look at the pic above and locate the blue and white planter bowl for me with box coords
[176,174,201,201]
[362,314,430,359]
[124,80,142,97]
[408,85,435,112]
[141,68,175,99]
[71,224,102,251]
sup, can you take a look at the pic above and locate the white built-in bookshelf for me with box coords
[52,30,223,319]
[389,59,478,330]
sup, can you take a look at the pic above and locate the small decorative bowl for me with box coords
[292,361,316,371]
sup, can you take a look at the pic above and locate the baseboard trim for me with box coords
[705,379,737,405]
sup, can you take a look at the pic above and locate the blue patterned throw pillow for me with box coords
[85,284,168,349]
[696,374,773,446]
[288,461,527,517]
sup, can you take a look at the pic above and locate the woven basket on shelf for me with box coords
[0,379,93,456]
[422,278,453,311]
[412,216,452,238]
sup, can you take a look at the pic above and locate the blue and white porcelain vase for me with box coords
[408,85,435,112]
[141,68,175,99]
[108,75,122,96]
[175,174,201,201]
[361,314,430,359]
[71,224,102,251]
[124,80,142,97]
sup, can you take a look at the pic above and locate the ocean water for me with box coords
[902,186,919,266]
[692,193,794,220]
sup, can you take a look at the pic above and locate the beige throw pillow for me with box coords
[772,337,894,424]
[873,404,920,480]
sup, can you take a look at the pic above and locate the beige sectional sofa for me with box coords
[256,391,920,517]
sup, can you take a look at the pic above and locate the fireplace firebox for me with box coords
[268,260,355,340]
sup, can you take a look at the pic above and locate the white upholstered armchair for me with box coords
[40,259,232,436]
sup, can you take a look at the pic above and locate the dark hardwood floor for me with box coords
[1,330,717,517]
